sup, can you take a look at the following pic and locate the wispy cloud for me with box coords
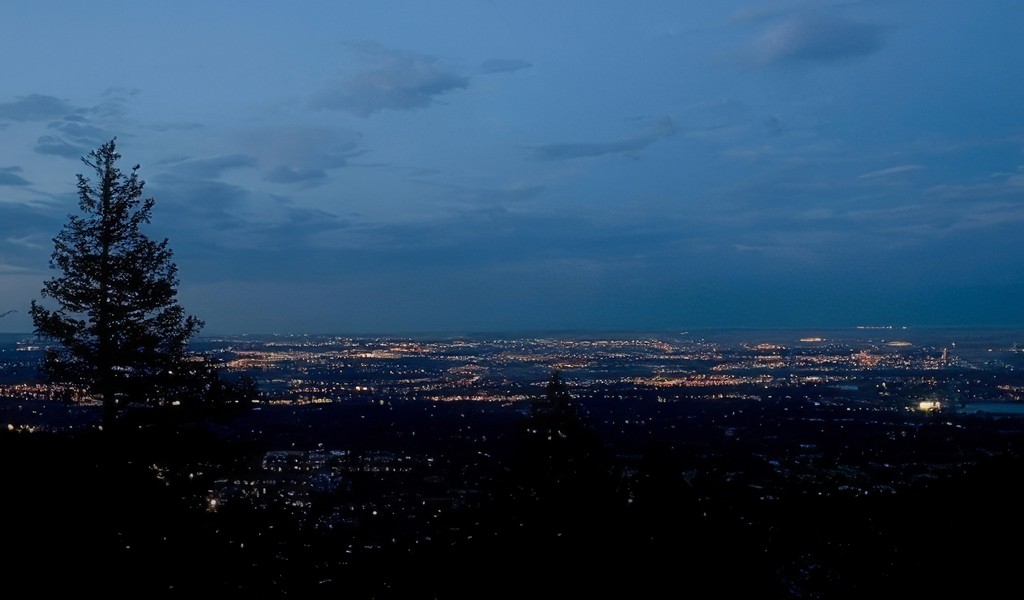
[87,87,140,118]
[0,167,30,186]
[311,42,469,117]
[4,234,46,250]
[147,122,205,132]
[923,167,1024,200]
[34,118,116,158]
[34,136,88,158]
[253,206,351,247]
[533,116,676,160]
[169,154,259,179]
[237,126,363,186]
[0,90,138,159]
[410,179,546,206]
[0,202,66,268]
[479,59,532,74]
[264,166,327,185]
[740,11,885,67]
[0,261,41,275]
[0,94,75,122]
[148,176,251,231]
[860,164,925,179]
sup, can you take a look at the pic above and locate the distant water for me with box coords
[0,333,30,346]
[0,334,43,355]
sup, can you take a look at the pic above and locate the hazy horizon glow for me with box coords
[3,1,1023,334]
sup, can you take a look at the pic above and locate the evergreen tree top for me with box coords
[31,138,204,429]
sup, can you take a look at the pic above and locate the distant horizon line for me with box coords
[8,324,1024,340]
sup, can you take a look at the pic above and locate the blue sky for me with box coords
[2,1,1023,334]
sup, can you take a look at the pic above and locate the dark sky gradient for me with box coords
[2,1,1023,333]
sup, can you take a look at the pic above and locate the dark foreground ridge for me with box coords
[3,330,1024,597]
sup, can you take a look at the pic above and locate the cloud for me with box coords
[146,176,350,262]
[479,59,532,74]
[34,118,116,158]
[148,176,251,230]
[332,201,681,273]
[169,154,259,179]
[0,94,75,122]
[49,120,110,143]
[923,167,1024,200]
[0,92,133,158]
[860,165,925,179]
[147,122,205,132]
[411,180,546,206]
[532,116,676,160]
[237,126,363,185]
[4,234,46,250]
[34,136,88,158]
[86,87,140,118]
[0,201,66,271]
[744,13,885,67]
[0,167,30,186]
[0,262,40,275]
[102,87,140,99]
[264,166,327,184]
[255,206,350,244]
[311,42,469,117]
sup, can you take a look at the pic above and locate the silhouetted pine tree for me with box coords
[30,138,203,429]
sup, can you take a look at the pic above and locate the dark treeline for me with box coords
[5,376,1024,598]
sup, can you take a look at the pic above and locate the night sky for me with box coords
[2,1,1023,334]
